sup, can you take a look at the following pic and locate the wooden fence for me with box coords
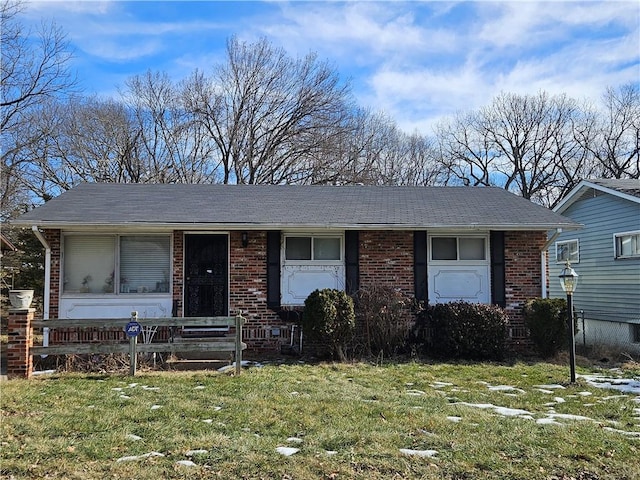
[28,313,246,375]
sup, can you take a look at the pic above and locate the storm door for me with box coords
[184,234,228,318]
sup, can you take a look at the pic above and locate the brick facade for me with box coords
[33,227,546,357]
[504,231,546,346]
[359,231,414,295]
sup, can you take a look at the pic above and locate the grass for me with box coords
[1,360,639,479]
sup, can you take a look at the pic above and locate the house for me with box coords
[13,183,579,353]
[548,179,640,353]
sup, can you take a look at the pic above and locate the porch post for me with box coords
[7,308,35,379]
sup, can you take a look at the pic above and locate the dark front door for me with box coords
[185,234,228,317]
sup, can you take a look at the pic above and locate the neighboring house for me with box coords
[549,179,640,353]
[13,183,579,353]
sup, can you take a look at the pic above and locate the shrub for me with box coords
[523,297,570,358]
[353,285,416,357]
[412,301,509,360]
[302,289,355,360]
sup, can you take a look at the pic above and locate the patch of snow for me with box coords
[116,451,164,462]
[128,383,138,388]
[276,447,299,456]
[536,389,555,394]
[488,385,526,394]
[202,419,213,424]
[602,427,640,437]
[406,390,426,396]
[455,402,532,417]
[446,416,462,422]
[554,397,566,403]
[399,448,438,458]
[325,450,338,456]
[290,391,300,396]
[536,418,563,426]
[119,395,131,400]
[431,382,453,388]
[194,385,205,390]
[580,375,640,395]
[176,460,197,467]
[142,386,160,391]
[126,434,142,441]
[534,384,566,390]
[602,395,628,401]
[546,413,593,422]
[212,406,222,411]
[287,437,303,444]
[112,388,123,392]
[577,391,593,397]
[32,370,56,376]
[150,405,162,410]
[186,449,208,456]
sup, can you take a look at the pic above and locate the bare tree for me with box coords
[575,83,639,179]
[436,91,585,206]
[1,0,76,218]
[183,36,353,184]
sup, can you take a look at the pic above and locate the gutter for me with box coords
[540,228,563,299]
[31,226,51,350]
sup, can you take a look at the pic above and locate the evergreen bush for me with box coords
[302,288,355,360]
[523,297,570,358]
[412,301,509,360]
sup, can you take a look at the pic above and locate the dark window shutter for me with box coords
[490,231,506,307]
[345,231,359,295]
[266,231,281,309]
[414,231,428,302]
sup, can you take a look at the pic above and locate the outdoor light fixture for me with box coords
[241,232,249,248]
[559,260,579,383]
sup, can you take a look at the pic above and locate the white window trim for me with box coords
[555,239,579,264]
[282,233,344,266]
[428,234,490,265]
[613,230,640,260]
[61,233,172,296]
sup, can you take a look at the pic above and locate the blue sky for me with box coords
[24,1,640,133]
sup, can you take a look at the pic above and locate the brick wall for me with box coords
[359,231,414,296]
[229,231,286,353]
[44,229,61,319]
[504,230,546,347]
[172,231,184,317]
[6,309,35,378]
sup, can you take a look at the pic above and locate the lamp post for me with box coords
[559,260,578,383]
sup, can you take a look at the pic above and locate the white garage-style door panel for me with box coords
[281,265,345,305]
[429,266,490,303]
[428,234,491,304]
[281,233,345,306]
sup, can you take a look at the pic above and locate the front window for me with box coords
[614,231,640,259]
[556,240,579,263]
[431,236,486,261]
[63,234,171,294]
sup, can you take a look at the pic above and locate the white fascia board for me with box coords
[22,221,582,232]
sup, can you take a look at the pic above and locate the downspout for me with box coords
[32,226,51,349]
[541,228,562,299]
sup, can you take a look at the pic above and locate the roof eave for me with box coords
[14,220,582,232]
[554,180,640,213]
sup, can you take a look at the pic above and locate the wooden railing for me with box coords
[30,313,246,375]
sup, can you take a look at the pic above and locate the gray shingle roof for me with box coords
[13,183,579,231]
[590,179,640,198]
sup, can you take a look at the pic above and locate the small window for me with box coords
[284,235,341,261]
[614,231,640,259]
[285,237,312,260]
[556,240,579,263]
[431,236,486,261]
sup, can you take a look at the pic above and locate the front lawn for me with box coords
[1,361,639,479]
